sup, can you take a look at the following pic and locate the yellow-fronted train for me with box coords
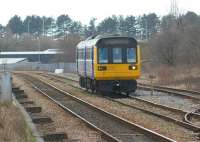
[76,35,141,95]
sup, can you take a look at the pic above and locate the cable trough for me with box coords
[21,74,176,142]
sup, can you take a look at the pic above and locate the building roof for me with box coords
[0,49,63,55]
[0,58,27,64]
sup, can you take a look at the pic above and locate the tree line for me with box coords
[0,11,200,67]
[0,13,160,39]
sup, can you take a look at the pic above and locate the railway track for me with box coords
[54,72,200,100]
[33,72,200,130]
[185,108,200,127]
[36,72,200,99]
[19,73,176,142]
[137,83,200,100]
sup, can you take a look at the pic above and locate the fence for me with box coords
[0,61,76,73]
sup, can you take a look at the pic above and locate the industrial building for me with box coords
[0,49,64,64]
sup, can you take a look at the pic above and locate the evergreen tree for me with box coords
[69,21,82,34]
[7,15,24,35]
[45,17,56,38]
[139,13,160,39]
[97,15,119,34]
[87,18,97,36]
[23,15,43,36]
[125,16,137,37]
[118,15,126,34]
[146,13,160,36]
[0,24,5,38]
[56,15,72,37]
[118,15,136,37]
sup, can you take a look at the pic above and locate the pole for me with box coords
[43,18,45,37]
[51,20,53,40]
[28,20,30,34]
[145,19,148,40]
[38,37,41,63]
[36,37,41,70]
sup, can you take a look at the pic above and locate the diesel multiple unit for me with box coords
[76,35,141,95]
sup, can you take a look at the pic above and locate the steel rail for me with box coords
[37,72,200,117]
[51,73,200,131]
[32,72,200,130]
[138,82,200,95]
[21,75,120,142]
[138,83,200,100]
[20,74,176,142]
[184,109,200,128]
[46,72,200,100]
[106,97,200,132]
[33,71,200,98]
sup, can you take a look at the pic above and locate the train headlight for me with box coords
[132,66,136,70]
[129,65,137,70]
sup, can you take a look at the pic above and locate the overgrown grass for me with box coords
[0,102,36,142]
[25,123,36,142]
[142,64,200,90]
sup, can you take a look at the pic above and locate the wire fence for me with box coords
[0,62,76,73]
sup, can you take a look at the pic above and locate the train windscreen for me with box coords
[127,48,136,63]
[97,37,137,64]
[98,48,108,64]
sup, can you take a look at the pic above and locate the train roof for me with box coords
[77,35,137,49]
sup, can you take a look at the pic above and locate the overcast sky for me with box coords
[0,0,199,26]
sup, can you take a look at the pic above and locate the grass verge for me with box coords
[0,102,36,142]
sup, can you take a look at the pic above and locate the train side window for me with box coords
[78,49,84,60]
[90,48,93,60]
[82,49,84,59]
[86,48,89,59]
[98,48,108,63]
[127,48,136,63]
[78,49,81,59]
[86,48,92,60]
[112,48,122,63]
[82,49,85,59]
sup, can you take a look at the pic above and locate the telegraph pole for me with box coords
[42,18,45,37]
[28,19,30,34]
[38,37,41,63]
[145,18,148,40]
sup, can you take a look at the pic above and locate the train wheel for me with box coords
[95,80,99,93]
[79,77,81,87]
[133,80,137,91]
[90,80,95,93]
[126,92,129,97]
[85,78,88,90]
[79,77,83,88]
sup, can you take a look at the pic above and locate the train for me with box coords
[76,35,141,95]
